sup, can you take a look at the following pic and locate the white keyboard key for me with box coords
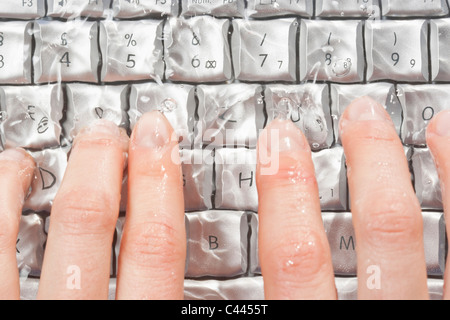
[181,0,245,17]
[113,0,177,18]
[33,20,99,83]
[214,148,258,212]
[313,147,347,211]
[0,22,33,84]
[247,0,313,17]
[316,0,380,18]
[412,148,442,210]
[397,84,450,146]
[196,84,265,148]
[181,149,214,212]
[422,211,446,276]
[0,0,45,19]
[184,277,265,300]
[335,278,358,301]
[64,84,129,143]
[248,213,260,274]
[185,210,249,277]
[365,20,428,82]
[265,84,333,150]
[232,18,297,82]
[100,20,164,83]
[17,214,46,277]
[47,0,111,18]
[129,83,196,148]
[330,83,401,144]
[430,18,450,81]
[428,278,445,300]
[299,20,364,83]
[24,147,69,212]
[164,16,232,83]
[0,85,63,150]
[381,0,448,17]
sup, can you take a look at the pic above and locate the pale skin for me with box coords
[0,96,449,300]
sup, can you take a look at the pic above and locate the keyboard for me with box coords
[3,0,448,300]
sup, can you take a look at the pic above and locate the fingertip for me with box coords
[0,148,36,195]
[427,110,450,141]
[131,111,178,150]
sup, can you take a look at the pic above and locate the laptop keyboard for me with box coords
[2,0,448,300]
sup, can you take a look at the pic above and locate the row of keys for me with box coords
[2,82,447,152]
[2,1,449,20]
[17,210,446,279]
[4,18,450,84]
[19,277,446,300]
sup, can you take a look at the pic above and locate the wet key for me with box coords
[185,210,249,278]
[381,0,448,17]
[47,0,111,18]
[16,214,46,277]
[299,19,364,83]
[0,0,45,19]
[164,16,232,83]
[214,148,258,212]
[232,18,297,82]
[316,0,380,18]
[64,84,129,143]
[265,83,333,151]
[112,0,177,18]
[0,21,33,84]
[129,83,196,148]
[247,0,313,18]
[181,0,245,17]
[195,84,265,148]
[24,147,69,212]
[33,20,99,83]
[100,20,164,82]
[412,148,442,210]
[0,85,63,150]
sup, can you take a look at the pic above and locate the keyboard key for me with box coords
[430,18,450,81]
[184,277,265,300]
[335,277,358,300]
[232,18,297,82]
[17,214,46,277]
[330,83,401,144]
[422,211,446,276]
[313,147,347,211]
[112,0,177,18]
[381,0,448,17]
[214,148,258,212]
[246,0,313,18]
[24,147,69,212]
[47,0,111,18]
[412,148,442,210]
[0,22,32,84]
[185,210,249,277]
[100,20,164,83]
[196,84,265,148]
[129,83,196,148]
[181,149,214,212]
[397,84,450,146]
[299,20,364,83]
[265,84,333,150]
[164,16,232,83]
[316,0,380,18]
[0,0,45,19]
[64,84,129,143]
[113,216,125,277]
[365,20,429,82]
[0,85,63,150]
[33,20,99,83]
[181,0,245,17]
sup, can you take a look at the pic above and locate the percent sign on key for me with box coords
[125,34,137,47]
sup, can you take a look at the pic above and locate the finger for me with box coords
[37,121,129,300]
[426,110,450,300]
[256,119,336,300]
[116,111,186,300]
[0,149,35,300]
[340,97,428,300]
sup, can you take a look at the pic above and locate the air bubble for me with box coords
[159,98,178,113]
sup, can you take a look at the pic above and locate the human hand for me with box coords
[0,96,448,300]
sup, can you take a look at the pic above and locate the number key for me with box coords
[33,20,99,83]
[365,20,428,82]
[0,21,33,84]
[100,20,164,82]
[232,18,297,82]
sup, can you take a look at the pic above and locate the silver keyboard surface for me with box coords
[2,0,448,300]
